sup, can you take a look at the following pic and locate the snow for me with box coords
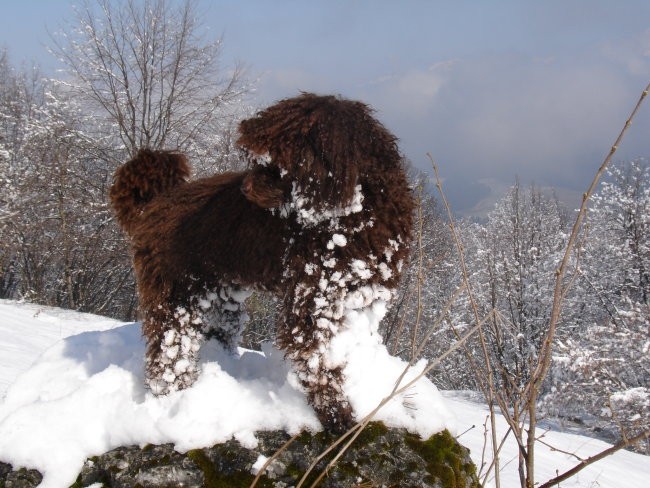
[0,300,648,488]
[328,233,348,249]
[0,299,453,487]
[442,391,650,488]
[0,300,121,396]
[283,182,365,226]
[251,454,269,475]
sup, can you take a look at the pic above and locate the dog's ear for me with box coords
[241,166,288,209]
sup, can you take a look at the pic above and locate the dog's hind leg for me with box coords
[197,285,252,352]
[142,302,204,395]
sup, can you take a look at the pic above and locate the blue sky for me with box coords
[2,0,650,213]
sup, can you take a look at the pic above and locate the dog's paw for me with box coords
[316,401,355,434]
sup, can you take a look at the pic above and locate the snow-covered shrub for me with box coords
[544,303,649,453]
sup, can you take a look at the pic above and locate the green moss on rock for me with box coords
[406,430,480,488]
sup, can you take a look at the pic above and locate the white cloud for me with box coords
[601,28,650,76]
[363,61,454,117]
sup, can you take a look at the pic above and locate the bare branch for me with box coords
[538,429,650,488]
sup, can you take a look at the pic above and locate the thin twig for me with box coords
[389,283,416,355]
[478,414,490,478]
[535,433,583,462]
[538,429,650,488]
[430,155,503,488]
[411,184,426,361]
[456,424,476,440]
[481,426,513,487]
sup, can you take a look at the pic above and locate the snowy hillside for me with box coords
[0,300,122,396]
[0,300,648,488]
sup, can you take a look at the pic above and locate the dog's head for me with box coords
[237,93,401,215]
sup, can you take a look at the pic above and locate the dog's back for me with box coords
[110,150,290,298]
[110,149,191,234]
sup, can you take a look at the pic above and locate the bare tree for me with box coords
[0,49,47,299]
[0,0,257,319]
[50,0,252,169]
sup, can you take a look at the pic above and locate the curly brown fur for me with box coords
[110,93,415,432]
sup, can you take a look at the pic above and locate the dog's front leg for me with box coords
[277,307,355,433]
[142,303,204,395]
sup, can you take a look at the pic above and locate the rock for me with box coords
[0,424,480,488]
[0,461,42,488]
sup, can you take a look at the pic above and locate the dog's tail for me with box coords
[110,148,190,233]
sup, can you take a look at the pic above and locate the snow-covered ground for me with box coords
[442,390,649,487]
[0,300,122,395]
[0,299,648,487]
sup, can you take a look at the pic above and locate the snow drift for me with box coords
[0,300,455,488]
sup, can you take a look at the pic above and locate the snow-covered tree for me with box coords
[0,48,133,316]
[0,50,47,298]
[1,80,137,317]
[587,159,649,307]
[381,172,455,360]
[435,182,570,393]
[50,0,253,170]
[544,160,650,453]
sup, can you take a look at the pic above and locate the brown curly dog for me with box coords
[110,93,415,431]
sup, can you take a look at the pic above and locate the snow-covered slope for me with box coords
[0,300,122,397]
[0,300,648,488]
[441,391,649,487]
